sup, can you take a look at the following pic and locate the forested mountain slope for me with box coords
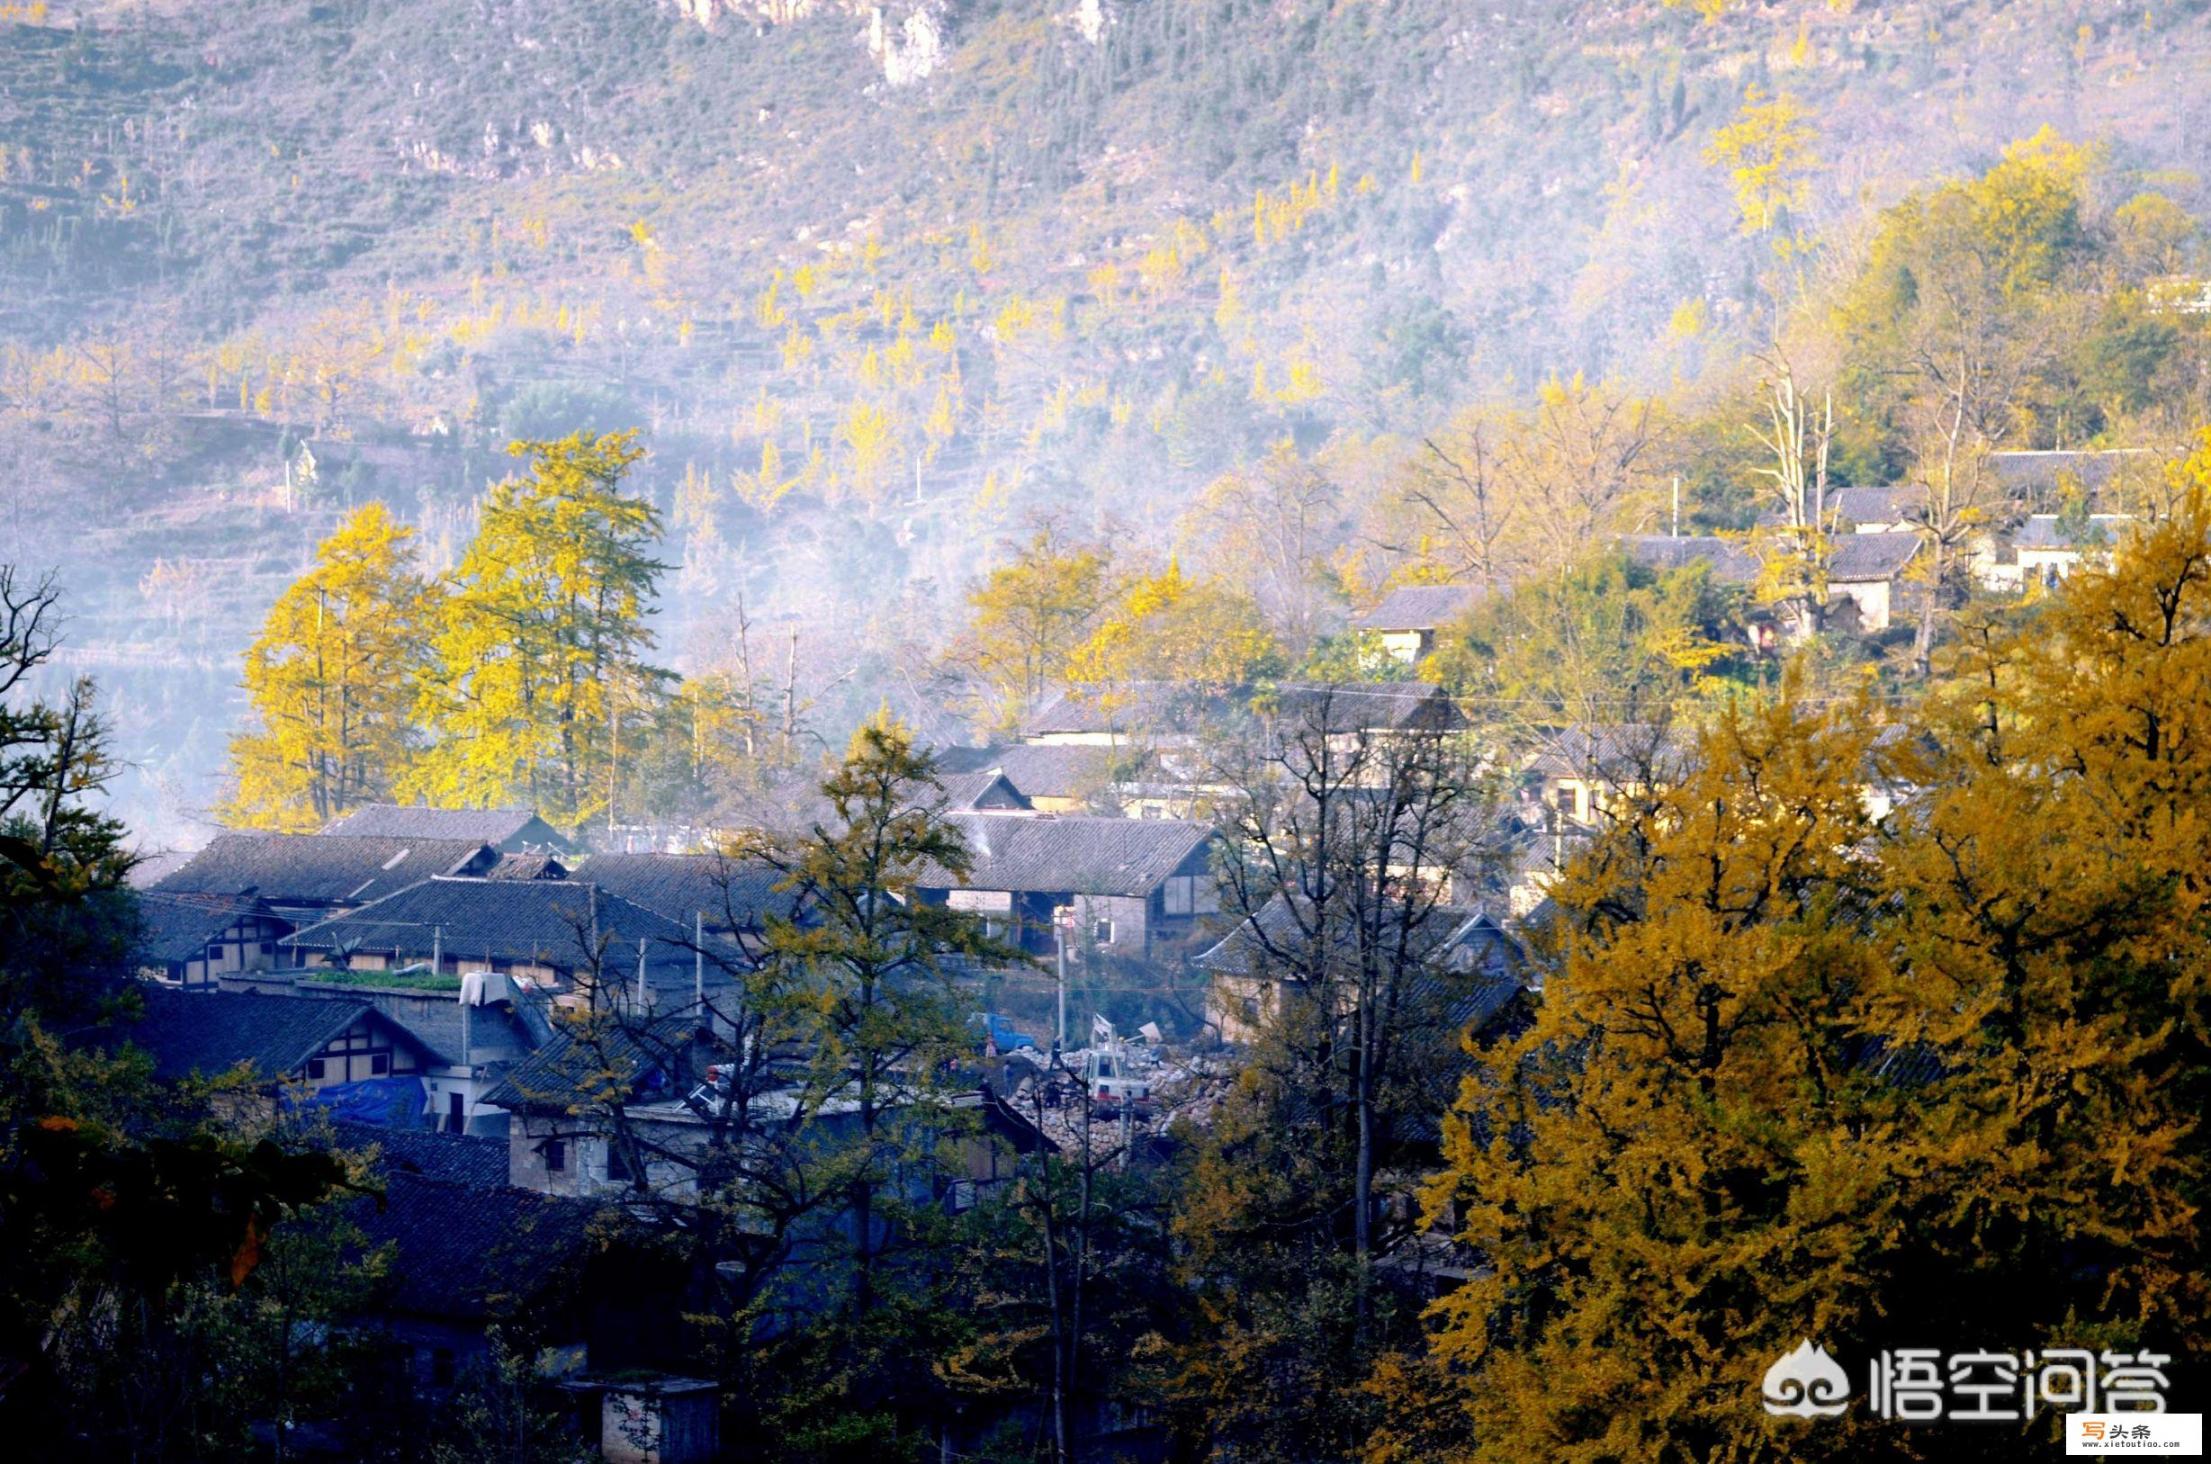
[2,0,2207,838]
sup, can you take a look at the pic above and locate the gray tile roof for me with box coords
[936,743,1145,802]
[482,1012,698,1114]
[2013,513,2131,550]
[152,833,494,908]
[347,1171,604,1321]
[1624,534,1761,584]
[1262,681,1467,733]
[1355,583,1490,632]
[572,851,794,933]
[336,1121,511,1189]
[132,891,268,965]
[1827,532,1921,582]
[921,814,1216,898]
[1988,448,2153,497]
[105,988,396,1085]
[284,877,696,984]
[937,770,1033,812]
[322,804,573,852]
[1021,684,1241,738]
[1830,484,1917,526]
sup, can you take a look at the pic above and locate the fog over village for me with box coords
[0,1,2207,1460]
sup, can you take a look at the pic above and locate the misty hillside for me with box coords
[2,0,2208,839]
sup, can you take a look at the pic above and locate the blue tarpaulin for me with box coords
[286,1075,428,1128]
[974,1013,1038,1053]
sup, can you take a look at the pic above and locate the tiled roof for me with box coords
[1988,448,2152,496]
[921,814,1215,897]
[284,877,698,987]
[1624,534,1761,584]
[1827,532,1921,581]
[2013,513,2131,550]
[152,833,492,907]
[1197,895,1520,991]
[1355,583,1490,632]
[1523,723,1690,780]
[1021,684,1241,739]
[104,987,383,1084]
[572,851,794,932]
[937,770,1033,812]
[323,804,572,852]
[1262,680,1466,733]
[1830,484,1917,526]
[936,743,1145,802]
[336,1121,511,1189]
[482,1013,697,1114]
[348,1172,603,1321]
[132,891,265,965]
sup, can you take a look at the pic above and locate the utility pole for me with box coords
[1055,913,1069,1054]
[635,937,648,1012]
[1671,474,1681,536]
[693,911,705,1017]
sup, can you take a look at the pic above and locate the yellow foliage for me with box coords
[1704,84,1818,240]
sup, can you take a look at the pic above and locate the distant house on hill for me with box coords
[151,833,498,925]
[1823,532,1923,632]
[1829,484,1920,534]
[323,804,575,855]
[1354,583,1491,665]
[913,813,1220,959]
[1625,532,1920,635]
[1988,448,2155,508]
[2010,513,2133,587]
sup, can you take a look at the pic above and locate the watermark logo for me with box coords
[1762,1340,1852,1418]
[1758,1342,2179,1425]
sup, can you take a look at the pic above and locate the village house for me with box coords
[1197,896,1532,1047]
[1828,483,1920,534]
[327,1124,714,1462]
[95,987,440,1115]
[913,813,1221,960]
[132,889,293,987]
[1352,583,1490,665]
[1524,723,1690,830]
[484,1017,1053,1223]
[1822,531,1923,632]
[151,832,500,927]
[936,743,1156,815]
[2011,512,2134,587]
[218,965,540,1136]
[1626,532,1921,637]
[569,849,800,940]
[323,803,576,855]
[279,875,704,995]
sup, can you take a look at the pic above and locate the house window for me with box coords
[447,1092,465,1132]
[545,1139,566,1173]
[259,942,275,955]
[306,1059,326,1081]
[607,1143,632,1182]
[1162,875,1218,916]
[370,1053,390,1076]
[1092,918,1114,945]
